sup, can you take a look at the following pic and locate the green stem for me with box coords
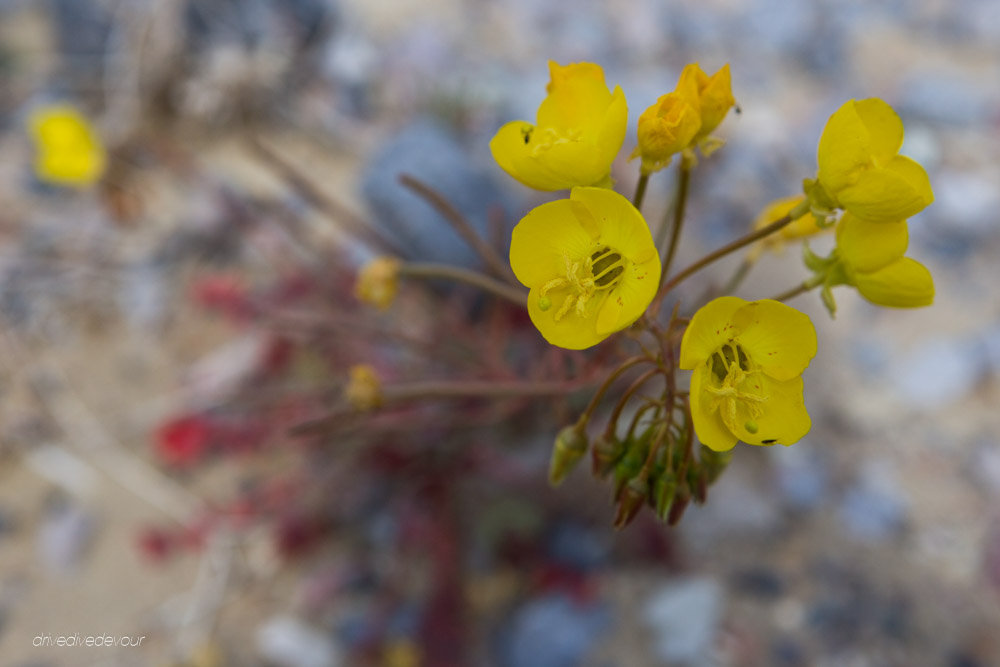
[769,274,823,302]
[399,263,527,306]
[721,255,756,295]
[632,173,650,212]
[651,198,810,316]
[575,356,653,429]
[659,165,691,288]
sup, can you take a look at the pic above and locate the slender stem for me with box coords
[721,255,756,295]
[659,165,691,287]
[603,368,664,439]
[399,262,527,306]
[651,199,810,316]
[770,275,822,302]
[398,174,519,285]
[249,139,402,256]
[576,356,653,428]
[632,173,650,212]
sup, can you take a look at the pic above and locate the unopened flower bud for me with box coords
[653,471,678,521]
[613,433,649,501]
[699,445,733,484]
[613,477,649,530]
[548,425,588,487]
[631,92,701,175]
[354,257,400,310]
[667,482,691,526]
[591,433,625,479]
[344,364,382,411]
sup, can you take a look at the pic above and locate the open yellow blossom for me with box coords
[677,63,736,143]
[509,187,660,349]
[631,92,701,174]
[750,195,828,259]
[354,256,400,310]
[28,104,106,187]
[832,213,934,308]
[680,297,817,452]
[490,61,628,191]
[815,98,933,223]
[345,364,382,411]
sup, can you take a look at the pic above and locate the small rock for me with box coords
[497,593,610,667]
[257,616,342,667]
[643,577,723,665]
[731,567,785,601]
[839,461,907,541]
[889,337,981,409]
[37,500,95,574]
[545,520,611,571]
[361,121,513,270]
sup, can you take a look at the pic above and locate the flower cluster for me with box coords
[347,61,936,528]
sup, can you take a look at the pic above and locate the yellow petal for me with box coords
[816,99,873,196]
[511,141,609,191]
[730,375,811,446]
[570,187,656,262]
[689,364,739,452]
[526,285,609,349]
[28,105,106,187]
[835,212,908,273]
[679,296,746,370]
[509,199,599,287]
[490,121,536,183]
[635,92,701,164]
[837,155,934,223]
[595,85,629,163]
[853,98,904,164]
[694,63,735,137]
[853,257,934,308]
[595,290,624,335]
[731,300,817,381]
[538,63,614,134]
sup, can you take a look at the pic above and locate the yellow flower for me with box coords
[751,195,828,259]
[28,104,106,187]
[631,92,701,174]
[509,187,660,350]
[355,256,400,310]
[345,364,382,410]
[832,213,934,308]
[680,297,817,452]
[490,61,628,191]
[816,98,933,223]
[677,63,736,142]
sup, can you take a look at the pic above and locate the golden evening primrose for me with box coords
[680,297,817,452]
[677,63,736,145]
[354,256,400,310]
[490,61,627,191]
[28,104,106,187]
[750,195,829,259]
[830,213,934,308]
[631,91,701,175]
[509,187,660,350]
[815,98,933,223]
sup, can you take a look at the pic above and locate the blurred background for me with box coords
[1,0,999,665]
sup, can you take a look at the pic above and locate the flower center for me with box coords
[703,342,770,437]
[537,246,627,321]
[527,126,584,156]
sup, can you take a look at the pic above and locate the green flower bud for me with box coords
[548,425,588,487]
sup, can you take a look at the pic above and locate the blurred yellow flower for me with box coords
[345,364,382,411]
[509,187,660,349]
[677,63,736,143]
[631,91,701,174]
[680,297,816,452]
[355,256,400,310]
[490,61,628,191]
[832,213,934,308]
[750,195,828,259]
[816,98,933,223]
[28,104,106,187]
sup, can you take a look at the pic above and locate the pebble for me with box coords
[497,593,610,667]
[257,616,343,667]
[643,577,723,665]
